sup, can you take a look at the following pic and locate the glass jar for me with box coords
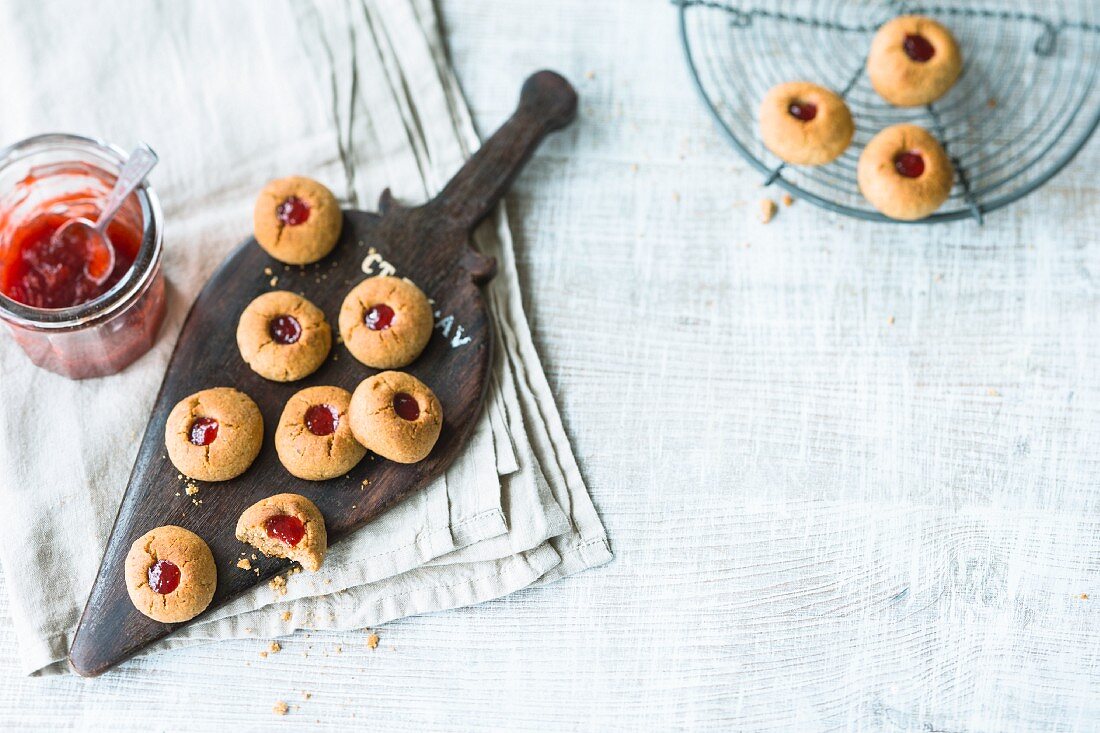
[0,133,166,379]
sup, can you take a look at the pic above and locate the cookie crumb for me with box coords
[185,483,199,496]
[270,642,281,654]
[672,191,680,203]
[273,701,289,716]
[887,316,895,326]
[759,198,777,224]
[987,388,1001,397]
[987,98,997,108]
[584,70,595,80]
[781,193,794,207]
[270,575,288,596]
[1082,593,1089,600]
[237,558,252,570]
[629,163,638,174]
[270,276,279,287]
[302,692,312,701]
[259,651,268,659]
[335,645,342,654]
[367,633,380,649]
[281,611,292,622]
[264,267,273,276]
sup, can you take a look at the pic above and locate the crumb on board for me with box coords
[264,267,273,276]
[273,701,289,716]
[185,483,199,496]
[887,316,895,326]
[781,193,794,207]
[270,642,281,654]
[759,198,777,224]
[281,611,292,622]
[237,558,252,571]
[1082,593,1089,600]
[270,276,279,287]
[270,575,288,596]
[367,633,380,649]
[259,651,268,659]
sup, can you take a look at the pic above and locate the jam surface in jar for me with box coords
[0,177,142,309]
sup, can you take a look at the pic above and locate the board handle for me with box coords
[432,70,577,234]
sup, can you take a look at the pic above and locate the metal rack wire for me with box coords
[677,0,1100,223]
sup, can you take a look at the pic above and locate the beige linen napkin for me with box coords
[0,0,609,675]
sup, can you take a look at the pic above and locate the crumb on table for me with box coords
[781,193,794,207]
[273,701,289,716]
[237,558,252,570]
[367,633,380,650]
[270,575,288,596]
[270,641,282,654]
[281,610,292,622]
[759,198,777,224]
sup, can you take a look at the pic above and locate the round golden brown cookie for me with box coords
[275,385,366,480]
[857,124,954,221]
[236,493,327,572]
[348,371,442,464]
[759,81,854,166]
[867,16,962,107]
[237,291,332,382]
[125,525,216,623]
[253,176,343,265]
[164,387,264,482]
[338,276,434,369]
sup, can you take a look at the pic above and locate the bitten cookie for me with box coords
[275,385,366,480]
[236,493,327,572]
[857,124,954,220]
[868,16,962,107]
[348,371,442,464]
[165,387,264,482]
[339,276,434,369]
[759,81,854,166]
[125,526,216,623]
[253,176,343,265]
[237,291,331,382]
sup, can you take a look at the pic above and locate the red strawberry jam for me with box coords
[393,392,420,421]
[0,209,142,309]
[305,404,338,436]
[276,196,310,226]
[894,151,926,178]
[265,514,306,547]
[268,314,302,345]
[365,303,395,331]
[903,34,935,62]
[189,417,219,446]
[787,101,817,121]
[148,559,181,594]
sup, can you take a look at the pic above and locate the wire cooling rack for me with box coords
[677,0,1100,223]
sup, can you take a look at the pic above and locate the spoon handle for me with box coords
[98,144,159,228]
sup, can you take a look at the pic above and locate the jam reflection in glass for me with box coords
[0,136,166,380]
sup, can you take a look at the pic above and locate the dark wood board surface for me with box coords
[68,70,577,677]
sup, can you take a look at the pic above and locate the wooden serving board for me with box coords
[68,71,577,677]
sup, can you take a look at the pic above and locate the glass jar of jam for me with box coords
[0,134,166,379]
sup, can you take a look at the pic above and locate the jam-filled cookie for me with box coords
[759,81,854,166]
[857,124,954,220]
[165,387,264,482]
[275,385,366,480]
[237,291,331,382]
[236,493,327,572]
[868,16,962,107]
[348,371,442,464]
[253,176,343,265]
[339,276,434,369]
[125,525,216,623]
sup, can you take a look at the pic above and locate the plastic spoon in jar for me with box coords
[52,144,159,286]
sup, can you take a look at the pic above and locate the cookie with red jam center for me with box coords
[253,176,343,265]
[125,525,216,623]
[235,493,327,572]
[338,275,434,369]
[759,81,854,166]
[348,371,442,464]
[868,16,962,107]
[165,387,264,481]
[237,290,332,382]
[857,124,954,220]
[275,385,366,480]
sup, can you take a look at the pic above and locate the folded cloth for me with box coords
[0,0,610,675]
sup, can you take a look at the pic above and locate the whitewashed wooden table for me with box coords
[1,1,1099,730]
